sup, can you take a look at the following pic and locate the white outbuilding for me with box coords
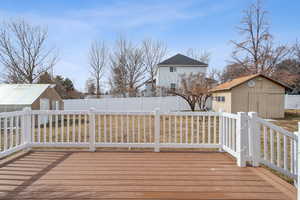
[0,84,63,112]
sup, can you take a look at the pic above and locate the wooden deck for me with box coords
[0,151,296,200]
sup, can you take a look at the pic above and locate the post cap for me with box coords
[23,107,31,111]
[248,112,258,117]
[89,107,96,112]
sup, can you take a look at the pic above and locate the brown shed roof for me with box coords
[210,74,289,93]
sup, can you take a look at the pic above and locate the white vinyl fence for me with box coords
[64,95,300,111]
[63,96,212,112]
[285,95,300,109]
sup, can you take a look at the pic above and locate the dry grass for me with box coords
[272,109,300,132]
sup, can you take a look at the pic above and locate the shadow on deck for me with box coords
[0,151,296,200]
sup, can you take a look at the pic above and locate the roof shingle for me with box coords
[210,74,289,92]
[158,53,207,66]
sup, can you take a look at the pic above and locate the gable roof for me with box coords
[158,53,207,66]
[0,84,53,105]
[210,74,289,93]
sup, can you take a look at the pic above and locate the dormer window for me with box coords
[169,66,176,72]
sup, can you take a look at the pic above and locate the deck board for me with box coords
[0,151,296,200]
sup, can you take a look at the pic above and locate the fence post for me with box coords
[236,112,247,167]
[218,109,224,152]
[154,108,160,152]
[248,112,260,167]
[22,107,32,150]
[89,107,96,152]
[297,122,300,198]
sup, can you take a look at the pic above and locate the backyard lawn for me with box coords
[273,110,300,132]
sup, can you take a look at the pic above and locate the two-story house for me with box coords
[154,53,208,96]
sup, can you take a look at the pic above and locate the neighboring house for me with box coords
[210,74,289,118]
[0,84,63,112]
[155,53,208,96]
[142,80,156,97]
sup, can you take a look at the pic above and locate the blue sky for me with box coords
[0,0,299,91]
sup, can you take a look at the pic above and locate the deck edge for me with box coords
[249,167,297,200]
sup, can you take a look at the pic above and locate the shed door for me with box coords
[248,92,266,117]
[40,98,50,110]
[248,92,283,118]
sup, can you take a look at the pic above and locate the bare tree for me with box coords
[295,40,300,61]
[85,78,96,95]
[168,73,214,111]
[109,38,147,97]
[231,0,291,75]
[142,39,167,96]
[220,63,249,83]
[186,48,210,64]
[0,19,58,83]
[88,40,107,98]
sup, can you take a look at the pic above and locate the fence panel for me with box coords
[0,111,27,158]
[94,111,155,148]
[160,112,221,148]
[252,115,297,179]
[63,96,211,112]
[220,112,239,158]
[30,110,90,148]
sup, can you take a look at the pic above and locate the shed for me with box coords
[0,84,63,112]
[210,74,289,118]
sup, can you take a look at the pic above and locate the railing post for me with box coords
[154,108,160,152]
[236,112,247,167]
[248,112,260,167]
[89,107,96,152]
[218,109,224,152]
[297,122,300,198]
[22,107,32,150]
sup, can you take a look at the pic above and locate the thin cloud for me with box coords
[0,0,234,89]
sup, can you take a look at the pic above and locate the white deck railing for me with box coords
[28,110,224,151]
[248,112,298,179]
[0,108,299,184]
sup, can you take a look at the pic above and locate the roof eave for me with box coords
[158,64,208,67]
[209,89,230,93]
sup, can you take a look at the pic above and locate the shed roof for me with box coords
[210,74,289,93]
[158,53,207,66]
[0,84,53,105]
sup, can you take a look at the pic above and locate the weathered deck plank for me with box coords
[0,151,296,200]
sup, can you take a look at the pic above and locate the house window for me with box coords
[169,66,176,72]
[170,83,176,89]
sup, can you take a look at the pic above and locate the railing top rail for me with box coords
[0,111,25,117]
[31,110,90,115]
[164,111,218,116]
[255,116,297,140]
[220,112,239,119]
[32,110,221,116]
[31,110,154,115]
[93,111,154,115]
